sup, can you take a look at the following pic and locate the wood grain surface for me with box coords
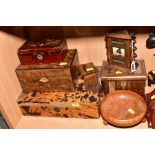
[17,91,100,118]
[100,90,147,127]
[100,59,147,96]
[0,31,154,128]
[16,49,79,92]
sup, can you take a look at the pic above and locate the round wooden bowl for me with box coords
[100,90,147,127]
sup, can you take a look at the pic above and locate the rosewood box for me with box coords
[18,38,67,65]
[16,49,79,92]
[100,59,147,96]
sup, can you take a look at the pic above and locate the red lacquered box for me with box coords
[18,38,67,65]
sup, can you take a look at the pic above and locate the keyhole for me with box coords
[37,54,43,60]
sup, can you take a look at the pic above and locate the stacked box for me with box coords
[77,62,97,87]
[16,49,79,92]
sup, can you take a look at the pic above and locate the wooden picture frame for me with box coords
[105,31,132,68]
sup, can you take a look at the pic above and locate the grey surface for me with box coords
[0,114,9,129]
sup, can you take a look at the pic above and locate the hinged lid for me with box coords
[101,59,147,80]
[16,49,77,70]
[18,38,66,55]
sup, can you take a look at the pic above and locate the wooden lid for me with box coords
[16,49,77,70]
[100,60,147,80]
[77,62,96,77]
[18,39,65,55]
[100,90,147,127]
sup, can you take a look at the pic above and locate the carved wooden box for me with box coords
[100,60,147,96]
[16,49,79,92]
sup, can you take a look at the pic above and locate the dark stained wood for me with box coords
[102,81,109,95]
[100,90,147,127]
[0,26,26,38]
[144,89,155,128]
[23,26,65,40]
[100,60,147,96]
[18,39,68,65]
[16,49,79,92]
[2,26,155,40]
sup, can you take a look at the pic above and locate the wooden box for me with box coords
[17,91,100,119]
[77,62,97,86]
[18,38,67,65]
[16,49,79,92]
[100,60,147,96]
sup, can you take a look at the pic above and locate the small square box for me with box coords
[100,59,147,96]
[77,62,97,86]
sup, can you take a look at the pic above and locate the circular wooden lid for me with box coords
[100,90,147,127]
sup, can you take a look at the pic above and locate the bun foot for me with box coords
[142,117,146,123]
[103,120,108,126]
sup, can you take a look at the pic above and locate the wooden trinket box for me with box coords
[77,62,97,86]
[100,59,147,96]
[16,49,79,92]
[18,38,67,65]
[17,91,100,119]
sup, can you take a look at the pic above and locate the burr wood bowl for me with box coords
[100,90,147,127]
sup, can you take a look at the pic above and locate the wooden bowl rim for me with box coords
[100,90,147,127]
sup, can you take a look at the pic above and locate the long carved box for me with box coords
[100,59,147,96]
[16,49,79,92]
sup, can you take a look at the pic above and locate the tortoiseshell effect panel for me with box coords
[17,90,100,118]
[17,67,102,118]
